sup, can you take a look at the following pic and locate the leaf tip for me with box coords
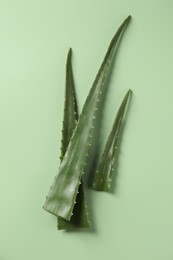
[123,15,132,27]
[128,89,132,95]
[68,47,72,57]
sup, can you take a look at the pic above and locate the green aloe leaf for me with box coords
[58,49,90,229]
[43,15,131,221]
[60,48,78,161]
[92,89,132,191]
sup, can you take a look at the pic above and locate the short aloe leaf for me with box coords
[43,15,131,221]
[92,89,132,191]
[58,49,90,229]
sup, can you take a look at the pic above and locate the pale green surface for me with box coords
[0,0,173,259]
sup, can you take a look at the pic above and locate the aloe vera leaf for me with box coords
[92,89,132,191]
[43,15,131,221]
[60,48,78,161]
[58,49,90,229]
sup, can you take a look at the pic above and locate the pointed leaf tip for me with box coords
[68,47,72,53]
[128,88,132,94]
[126,89,132,100]
[122,15,131,26]
[124,15,132,24]
[67,48,72,60]
[127,15,132,20]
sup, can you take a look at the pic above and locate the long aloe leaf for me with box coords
[92,89,132,191]
[43,15,131,221]
[58,49,90,229]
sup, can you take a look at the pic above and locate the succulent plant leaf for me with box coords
[60,48,78,160]
[58,49,90,229]
[92,89,132,191]
[43,16,131,221]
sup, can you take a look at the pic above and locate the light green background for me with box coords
[1,0,173,259]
